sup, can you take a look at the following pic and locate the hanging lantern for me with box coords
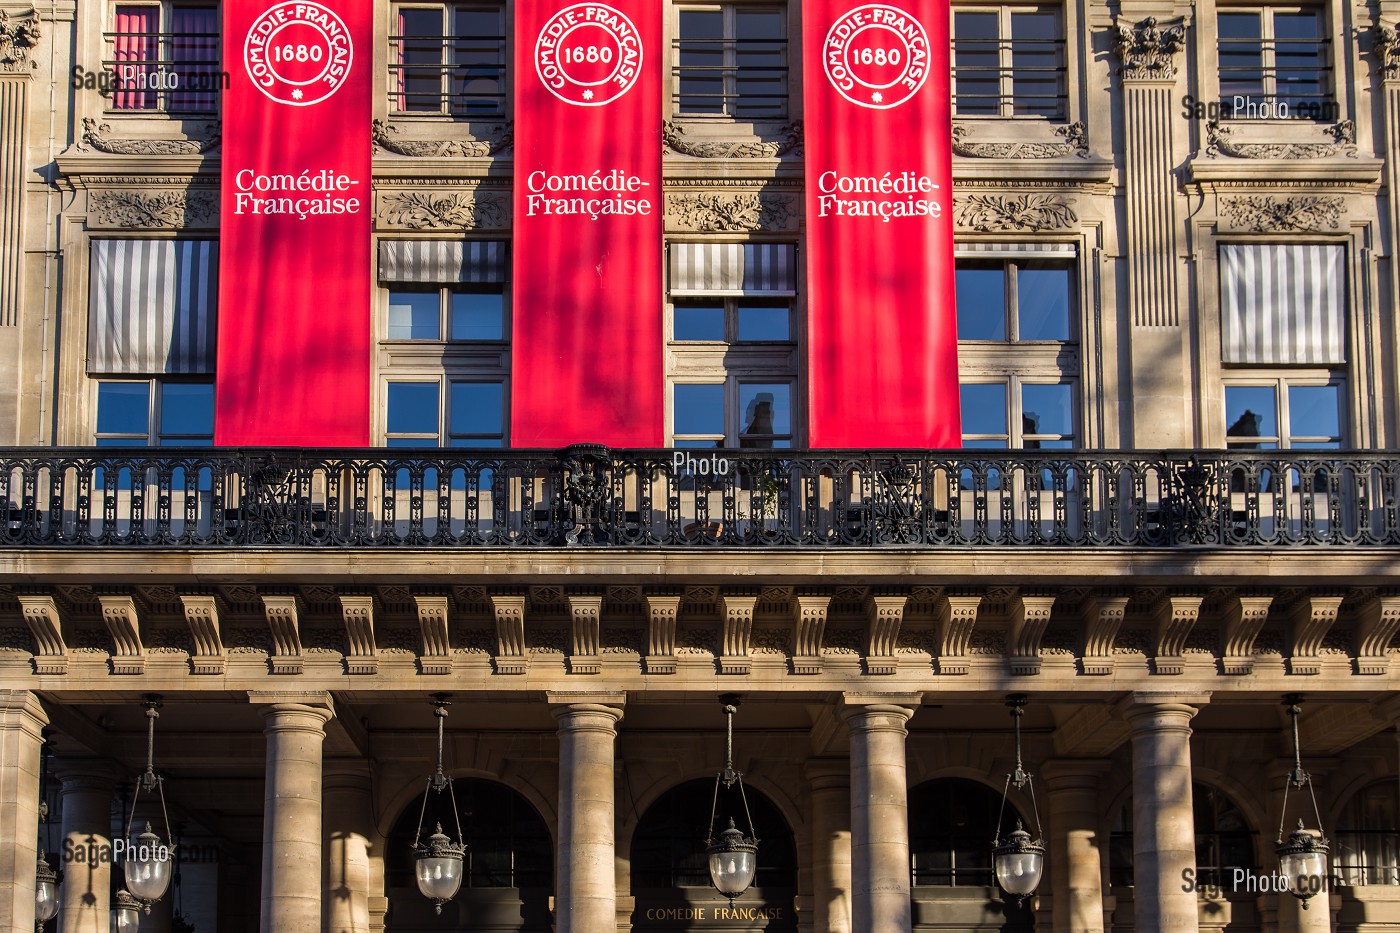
[1276,695,1330,909]
[705,696,760,899]
[35,853,59,924]
[122,697,175,910]
[111,890,143,933]
[992,695,1045,904]
[411,695,466,915]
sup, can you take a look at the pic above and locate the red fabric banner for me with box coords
[216,0,371,445]
[512,0,663,447]
[803,1,960,448]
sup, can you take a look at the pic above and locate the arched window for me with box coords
[908,778,1027,887]
[1336,780,1400,885]
[1108,783,1257,888]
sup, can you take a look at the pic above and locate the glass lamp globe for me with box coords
[111,890,143,933]
[123,823,172,904]
[993,822,1046,900]
[35,853,59,922]
[1277,821,1329,908]
[414,824,465,915]
[707,819,758,898]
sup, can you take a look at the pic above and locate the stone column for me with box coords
[805,758,853,933]
[0,690,48,932]
[841,696,918,933]
[323,762,379,933]
[550,695,624,933]
[1043,760,1111,933]
[255,693,335,933]
[1122,696,1205,933]
[55,763,115,933]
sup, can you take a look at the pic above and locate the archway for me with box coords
[630,778,798,932]
[384,778,553,932]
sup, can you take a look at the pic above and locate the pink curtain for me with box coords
[112,6,157,110]
[171,7,218,111]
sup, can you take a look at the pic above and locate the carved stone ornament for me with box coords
[80,118,220,155]
[0,8,40,73]
[381,190,508,229]
[662,120,803,159]
[1205,120,1357,159]
[1220,195,1345,232]
[953,193,1077,232]
[89,190,218,229]
[1374,24,1400,79]
[372,118,512,157]
[1113,17,1186,80]
[952,122,1089,159]
[666,191,797,232]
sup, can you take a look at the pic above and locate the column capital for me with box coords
[53,758,118,792]
[0,9,42,76]
[1041,758,1113,792]
[1117,691,1209,726]
[549,693,625,732]
[0,689,48,738]
[840,694,919,733]
[805,756,851,789]
[251,691,335,732]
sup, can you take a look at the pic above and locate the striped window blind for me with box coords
[1220,243,1346,365]
[87,239,218,374]
[668,243,797,296]
[378,240,507,284]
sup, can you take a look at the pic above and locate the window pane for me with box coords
[954,12,1000,114]
[1017,264,1071,341]
[960,383,1007,436]
[450,291,504,341]
[1021,383,1073,436]
[450,382,504,436]
[956,264,1006,340]
[737,305,789,341]
[387,382,440,435]
[739,383,791,442]
[1010,12,1062,116]
[1288,384,1341,439]
[388,292,441,339]
[1218,12,1264,107]
[158,383,214,438]
[399,7,446,112]
[674,384,725,436]
[96,382,150,436]
[674,304,725,341]
[678,9,724,114]
[1225,386,1278,443]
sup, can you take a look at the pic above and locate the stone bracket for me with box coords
[260,594,303,675]
[567,591,603,675]
[412,594,452,675]
[1218,592,1274,675]
[720,593,757,675]
[178,593,226,674]
[1355,592,1400,675]
[643,591,681,674]
[96,594,146,675]
[791,591,830,675]
[1081,593,1129,675]
[18,593,68,674]
[1008,590,1056,676]
[490,593,528,675]
[1152,593,1204,675]
[1286,593,1344,675]
[865,592,907,675]
[337,595,378,675]
[935,591,981,675]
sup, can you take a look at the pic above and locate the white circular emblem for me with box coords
[823,4,930,109]
[535,3,643,107]
[243,1,354,106]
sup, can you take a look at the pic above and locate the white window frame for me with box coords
[383,376,509,447]
[384,284,509,343]
[950,3,1066,119]
[92,377,215,446]
[389,1,508,117]
[959,377,1078,448]
[1214,3,1331,114]
[671,2,790,120]
[1221,373,1346,449]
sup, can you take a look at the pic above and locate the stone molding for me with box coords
[88,190,218,229]
[665,190,798,232]
[953,193,1077,232]
[1219,194,1345,232]
[952,122,1089,159]
[1206,119,1357,159]
[379,190,508,230]
[1112,17,1186,81]
[1374,24,1400,80]
[662,120,802,159]
[0,8,40,74]
[79,118,219,155]
[372,118,512,157]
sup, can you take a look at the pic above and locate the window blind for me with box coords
[669,242,797,296]
[1220,243,1346,364]
[87,239,218,374]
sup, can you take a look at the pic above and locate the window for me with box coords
[1224,380,1343,448]
[674,4,788,118]
[953,6,1066,118]
[391,3,506,115]
[908,777,1034,910]
[956,258,1072,341]
[1110,784,1257,888]
[673,381,792,448]
[673,299,790,342]
[385,380,506,447]
[387,287,505,341]
[961,380,1075,448]
[95,380,214,446]
[1217,6,1330,116]
[106,2,220,112]
[1336,781,1400,886]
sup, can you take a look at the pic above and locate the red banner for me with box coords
[512,0,663,447]
[803,1,960,447]
[216,0,371,445]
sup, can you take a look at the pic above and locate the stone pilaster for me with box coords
[323,761,382,933]
[550,694,625,933]
[1043,760,1112,933]
[805,758,852,933]
[1121,693,1207,933]
[1378,24,1400,446]
[0,9,38,443]
[841,695,919,933]
[0,689,48,932]
[253,692,335,933]
[55,762,115,933]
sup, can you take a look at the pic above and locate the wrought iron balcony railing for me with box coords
[1,447,1397,548]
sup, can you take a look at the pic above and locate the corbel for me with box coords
[1081,592,1130,675]
[17,592,69,675]
[412,592,453,675]
[95,592,146,675]
[490,591,528,675]
[791,589,831,675]
[1152,592,1204,675]
[935,590,981,675]
[643,590,681,674]
[720,591,758,674]
[1285,592,1344,675]
[566,589,603,675]
[260,592,303,675]
[1218,591,1274,675]
[177,591,226,674]
[337,594,379,675]
[865,590,908,675]
[1008,589,1057,676]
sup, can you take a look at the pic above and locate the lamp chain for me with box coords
[1277,695,1327,844]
